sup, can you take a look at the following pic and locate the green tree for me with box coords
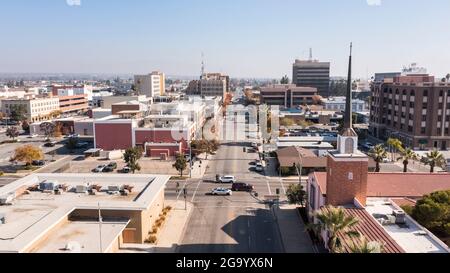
[280,75,290,84]
[424,150,446,173]
[123,147,142,174]
[344,237,384,253]
[191,139,220,160]
[286,184,306,206]
[40,122,55,141]
[412,190,450,239]
[9,105,27,122]
[173,154,188,177]
[307,206,360,253]
[387,138,403,162]
[368,144,388,173]
[398,148,418,173]
[21,120,30,133]
[66,137,79,153]
[6,126,20,141]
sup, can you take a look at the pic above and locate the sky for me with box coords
[1,0,450,78]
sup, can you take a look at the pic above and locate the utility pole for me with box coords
[189,141,193,178]
[183,188,187,211]
[98,202,103,253]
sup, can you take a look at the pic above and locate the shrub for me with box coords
[145,235,157,244]
[165,206,172,211]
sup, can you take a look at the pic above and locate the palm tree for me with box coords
[387,138,403,162]
[369,145,388,172]
[307,206,360,253]
[446,73,450,83]
[424,150,446,173]
[398,148,418,173]
[344,237,385,253]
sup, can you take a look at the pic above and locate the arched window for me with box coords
[345,138,354,154]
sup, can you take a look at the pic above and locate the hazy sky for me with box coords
[1,0,450,78]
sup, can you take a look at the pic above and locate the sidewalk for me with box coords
[119,200,193,253]
[273,204,316,253]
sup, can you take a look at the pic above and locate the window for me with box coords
[423,90,428,96]
[423,103,428,109]
[309,185,316,210]
[421,128,426,134]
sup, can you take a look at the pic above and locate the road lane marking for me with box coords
[190,179,202,202]
[266,179,272,195]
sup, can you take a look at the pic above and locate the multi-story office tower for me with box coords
[260,84,318,108]
[293,59,330,97]
[134,71,166,97]
[185,73,229,98]
[370,71,450,150]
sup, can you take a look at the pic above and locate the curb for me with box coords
[174,201,195,253]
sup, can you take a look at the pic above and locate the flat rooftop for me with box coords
[365,198,449,253]
[30,220,130,253]
[0,173,169,253]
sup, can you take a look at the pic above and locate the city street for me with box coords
[164,111,306,253]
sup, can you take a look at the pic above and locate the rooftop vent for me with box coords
[0,213,5,224]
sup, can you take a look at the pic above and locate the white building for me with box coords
[321,96,366,112]
[1,97,60,123]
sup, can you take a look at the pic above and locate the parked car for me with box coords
[232,183,254,192]
[119,167,131,173]
[255,163,264,172]
[32,160,45,166]
[44,141,56,147]
[107,162,118,169]
[211,188,232,196]
[75,142,89,149]
[92,165,106,173]
[28,134,39,138]
[218,175,236,183]
[102,166,114,173]
[68,134,80,138]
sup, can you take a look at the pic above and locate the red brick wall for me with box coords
[146,145,182,157]
[95,123,133,150]
[135,129,189,151]
[326,156,368,206]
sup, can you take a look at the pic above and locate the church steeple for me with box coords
[337,43,358,154]
[344,43,353,130]
[340,43,358,138]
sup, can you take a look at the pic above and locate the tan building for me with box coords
[260,84,318,108]
[0,173,170,253]
[185,73,229,99]
[134,71,166,97]
[1,97,60,122]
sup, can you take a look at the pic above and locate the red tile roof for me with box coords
[367,173,450,198]
[312,172,450,198]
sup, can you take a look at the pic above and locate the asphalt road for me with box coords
[169,116,285,253]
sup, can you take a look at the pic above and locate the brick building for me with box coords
[260,84,318,108]
[370,73,450,150]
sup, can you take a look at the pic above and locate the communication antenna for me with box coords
[201,52,205,78]
[309,48,313,61]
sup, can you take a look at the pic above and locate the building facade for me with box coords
[370,74,450,150]
[293,59,330,97]
[134,71,166,98]
[1,97,60,122]
[322,96,366,112]
[260,84,318,108]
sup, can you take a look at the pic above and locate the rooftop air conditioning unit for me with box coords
[39,181,59,192]
[0,213,5,224]
[108,185,120,192]
[0,193,15,206]
[393,210,407,225]
[76,185,88,194]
